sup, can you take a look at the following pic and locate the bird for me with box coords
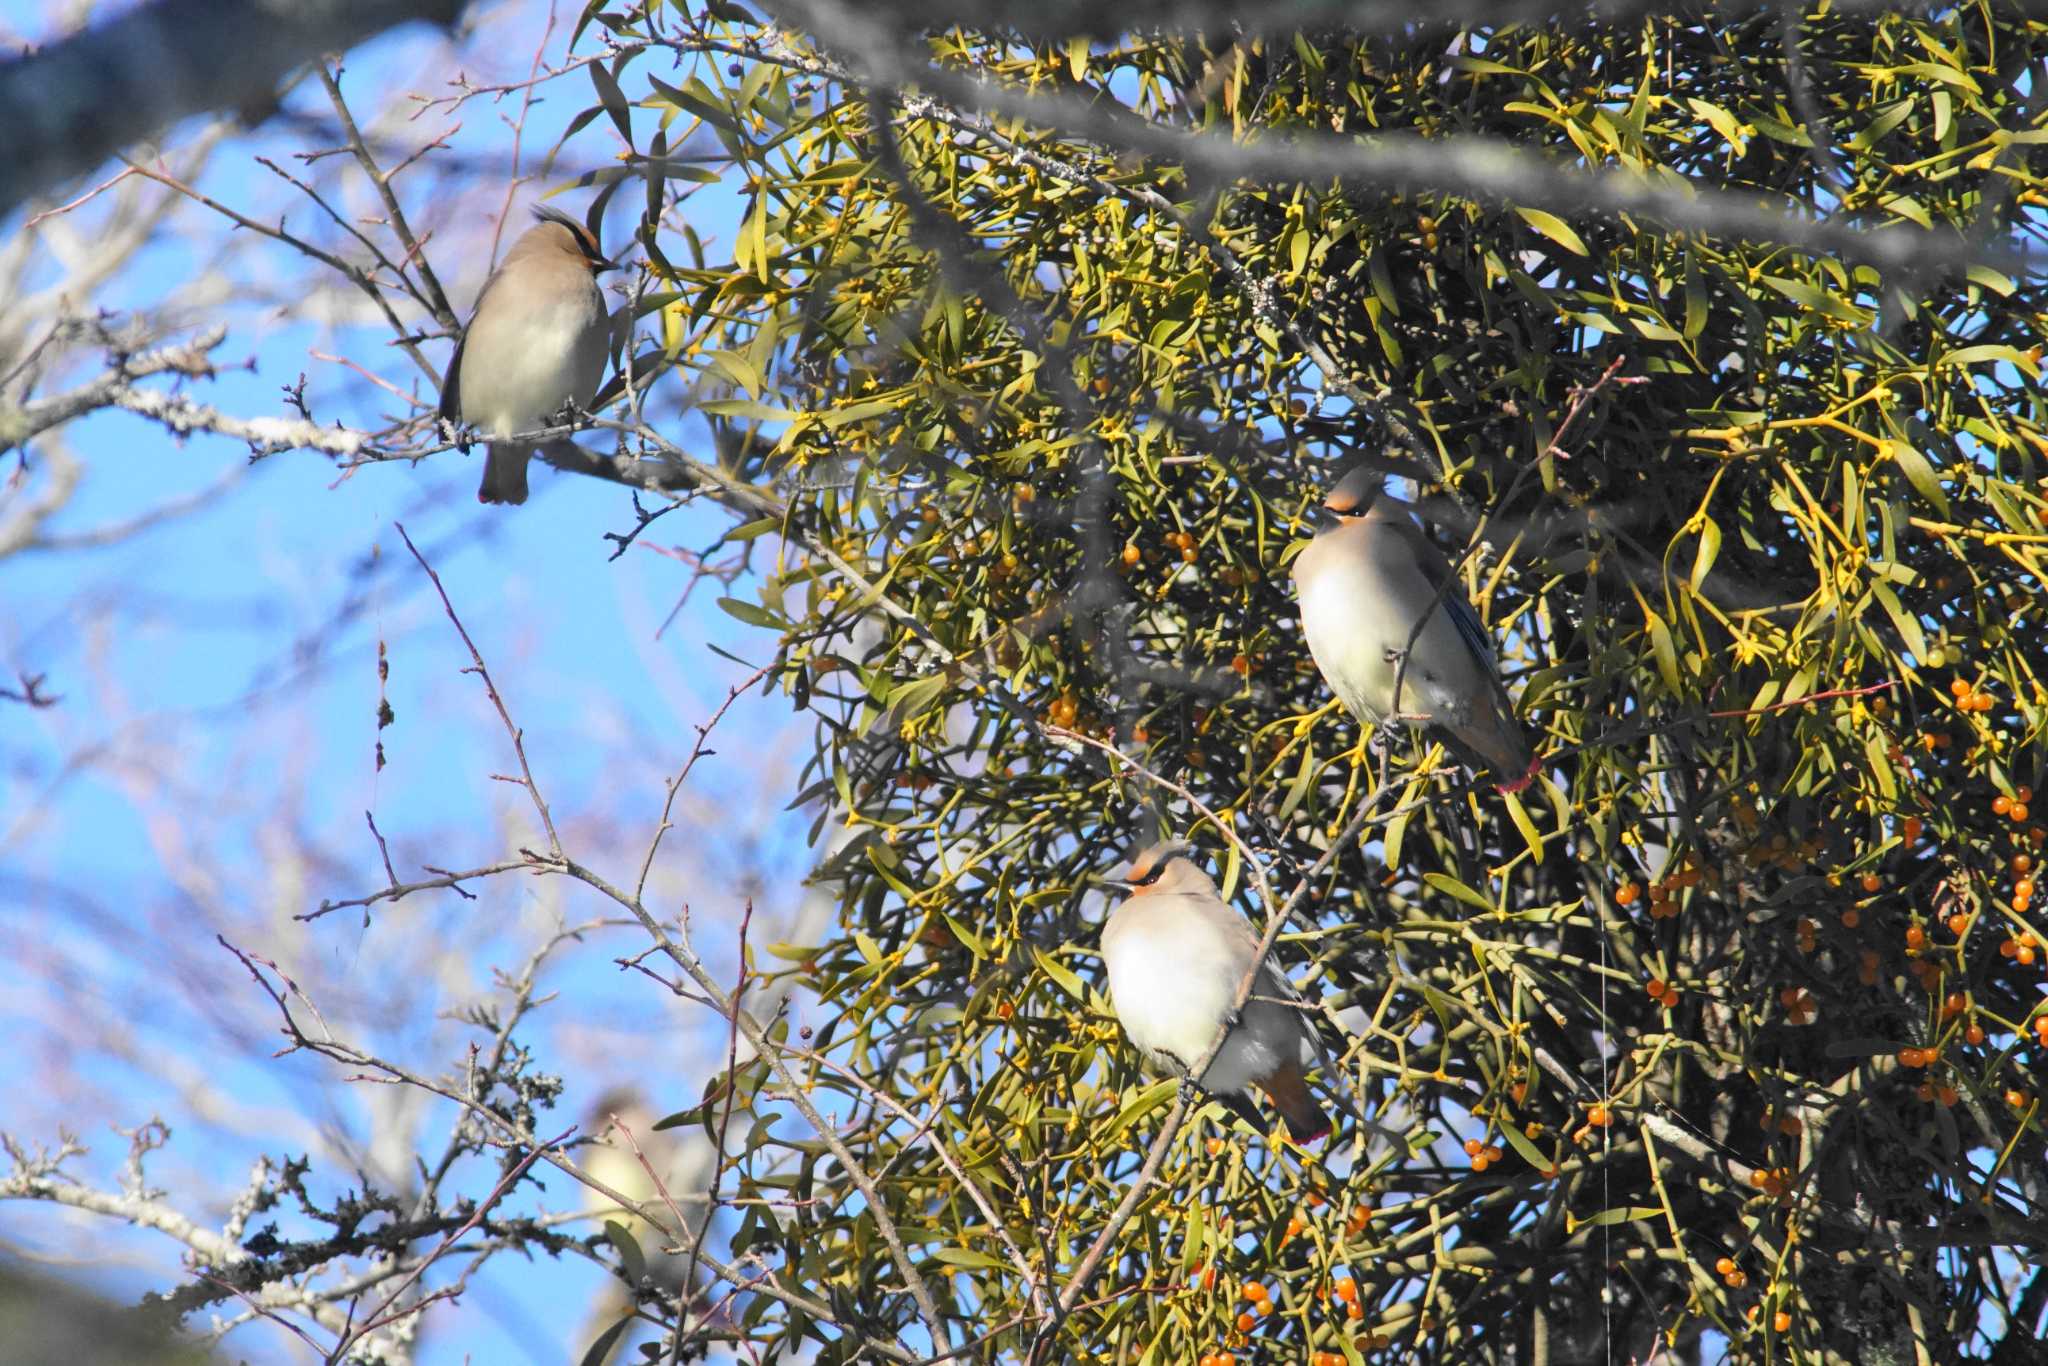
[577,1088,697,1359]
[1292,466,1538,792]
[1099,841,1335,1143]
[437,205,613,505]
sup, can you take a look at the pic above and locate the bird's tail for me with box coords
[1449,694,1538,793]
[1257,1060,1331,1145]
[478,442,532,505]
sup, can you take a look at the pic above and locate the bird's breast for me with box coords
[1103,901,1250,1060]
[1296,531,1480,724]
[458,281,607,438]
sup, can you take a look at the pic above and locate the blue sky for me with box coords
[0,4,817,1361]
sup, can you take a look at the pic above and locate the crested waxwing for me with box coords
[1293,467,1538,792]
[438,205,613,505]
[1100,842,1334,1143]
[581,1087,690,1292]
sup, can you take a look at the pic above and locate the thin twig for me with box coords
[394,522,562,856]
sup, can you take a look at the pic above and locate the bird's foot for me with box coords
[1367,722,1400,759]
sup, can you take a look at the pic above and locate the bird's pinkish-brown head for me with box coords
[1111,841,1216,899]
[518,205,616,277]
[1320,466,1382,517]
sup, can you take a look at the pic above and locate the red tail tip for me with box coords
[1495,755,1542,794]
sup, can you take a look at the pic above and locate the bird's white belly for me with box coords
[1105,938,1283,1094]
[1299,558,1400,721]
[1298,551,1468,724]
[464,295,604,438]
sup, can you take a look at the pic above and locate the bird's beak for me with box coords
[1096,875,1136,891]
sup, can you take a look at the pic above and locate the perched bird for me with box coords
[438,205,613,505]
[1100,842,1334,1143]
[577,1087,696,1360]
[1293,467,1538,792]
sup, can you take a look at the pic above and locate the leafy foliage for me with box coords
[571,5,2048,1362]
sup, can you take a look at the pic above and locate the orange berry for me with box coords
[1994,795,2013,816]
[1904,816,1923,842]
[1616,881,1639,906]
[1715,1256,1737,1276]
[1948,912,1970,936]
[1937,1084,1959,1106]
[1661,988,1680,1008]
[2017,855,2036,875]
[1335,1276,1357,1303]
[1471,1152,1491,1172]
[1905,925,1926,951]
[1774,1310,1793,1333]
[2013,802,2032,823]
[1241,1282,1267,1304]
[1842,908,1862,929]
[1860,872,1881,893]
[1966,1023,1986,1046]
[1463,1138,1484,1157]
[1588,1104,1612,1127]
[2020,786,2036,804]
[2007,1090,2028,1108]
[1235,1312,1255,1333]
[1950,678,1970,698]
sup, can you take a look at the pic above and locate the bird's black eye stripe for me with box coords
[1129,863,1165,887]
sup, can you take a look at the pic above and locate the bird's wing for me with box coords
[437,259,513,425]
[1198,900,1309,1009]
[1380,509,1502,684]
[436,327,466,424]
